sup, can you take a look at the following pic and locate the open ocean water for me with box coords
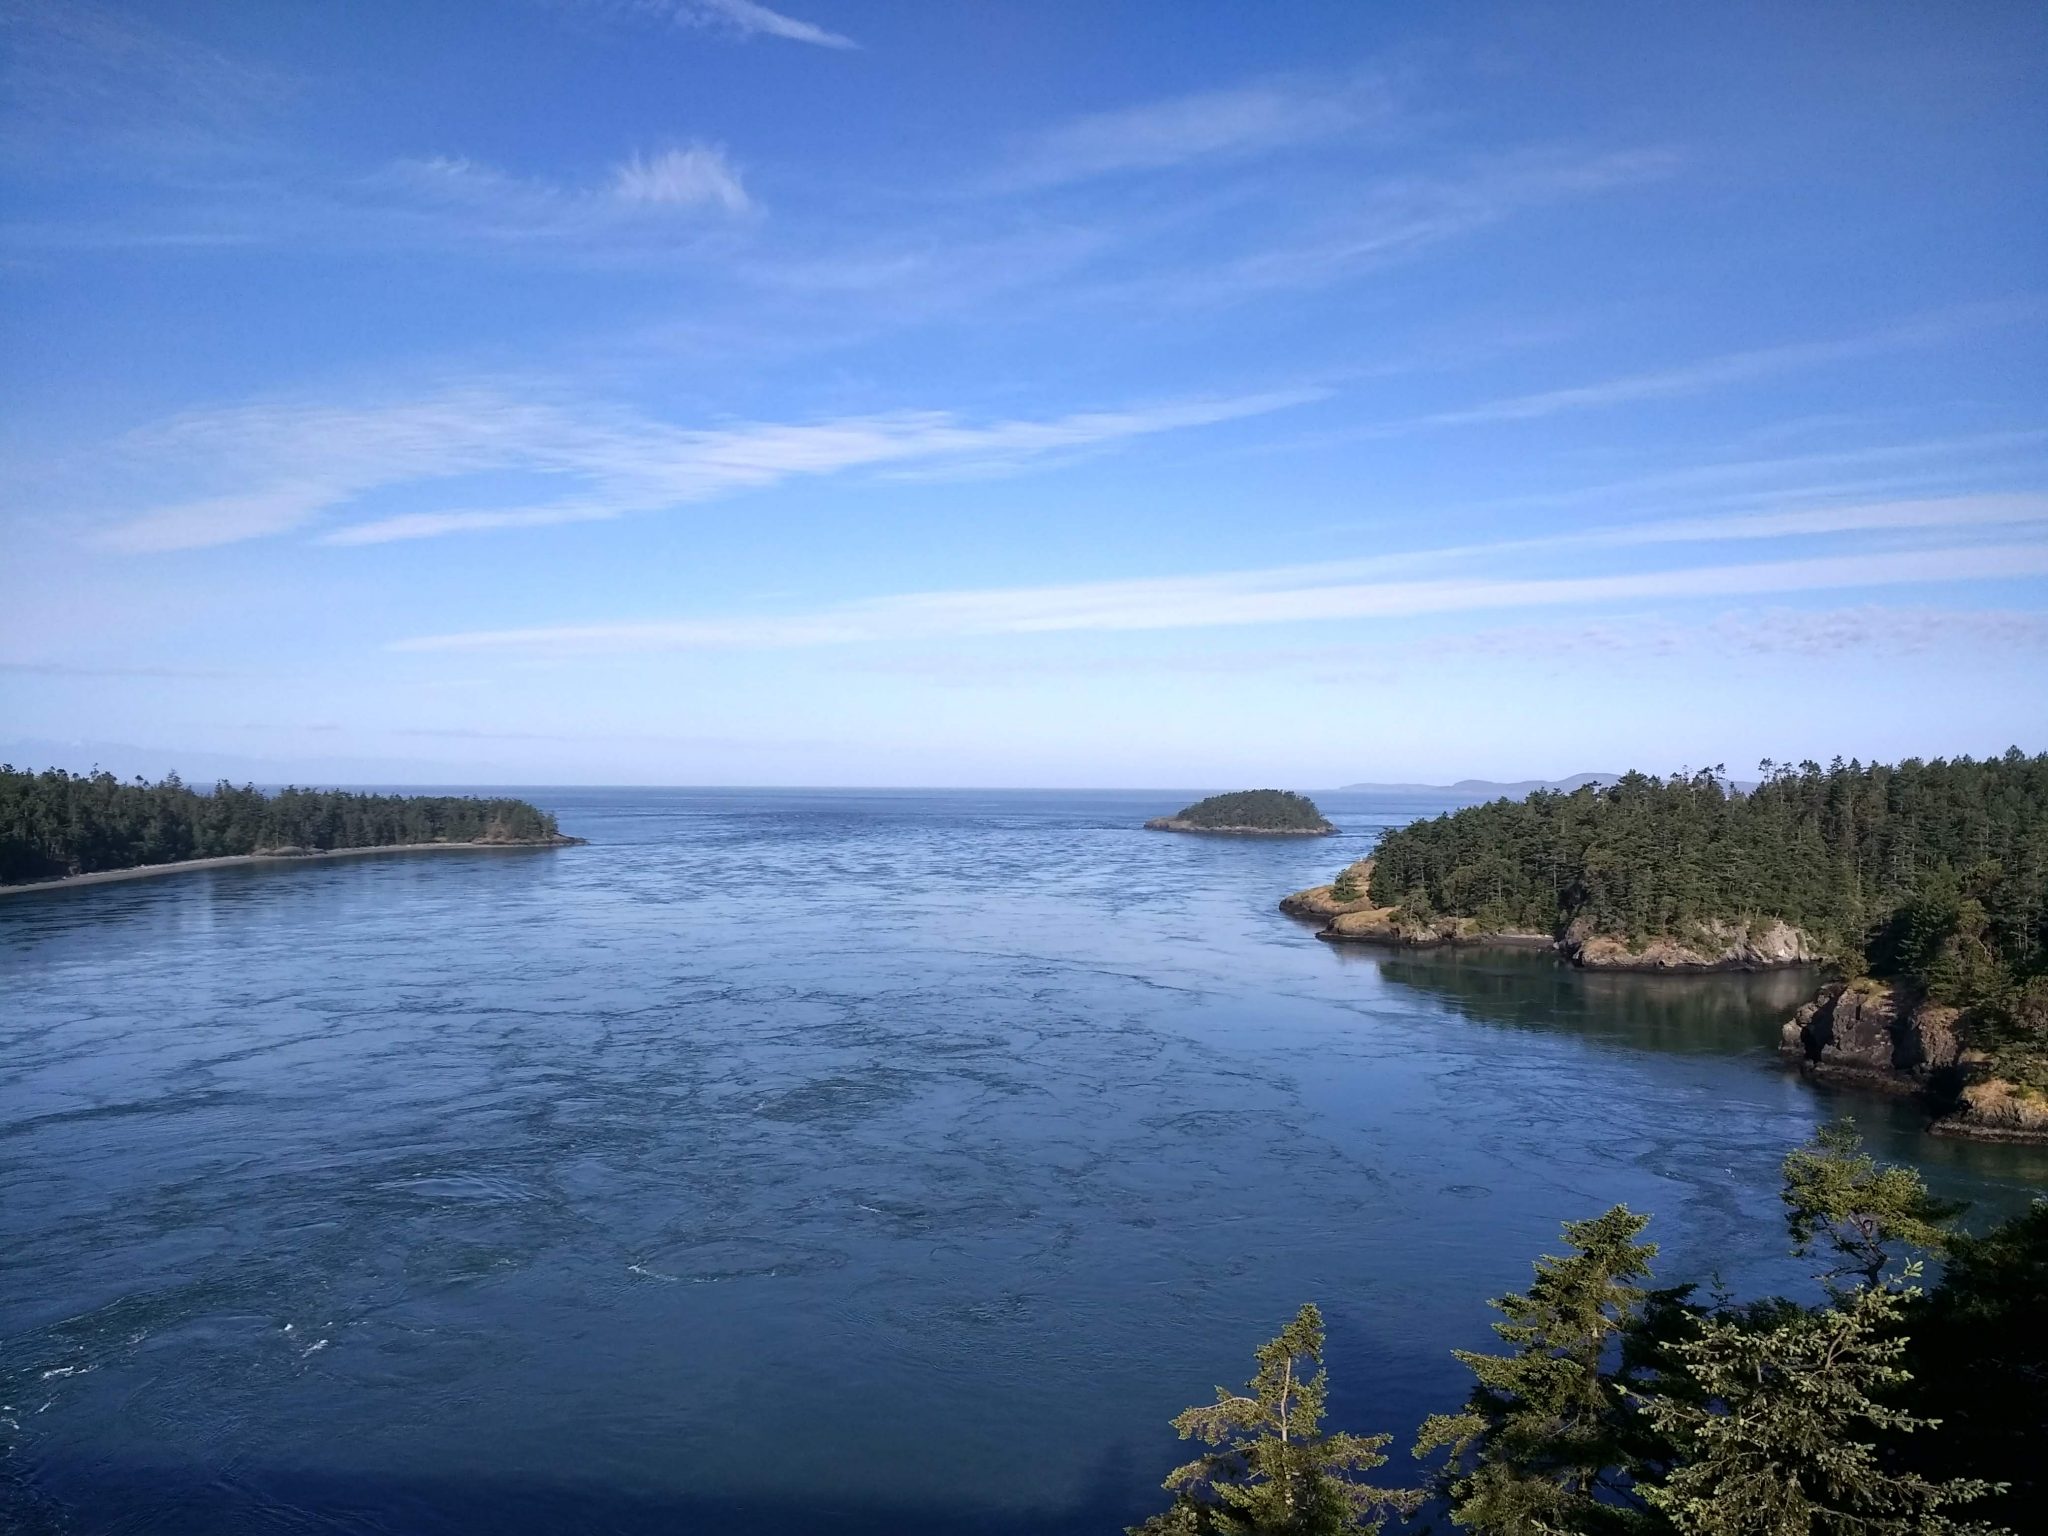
[3,788,2044,1534]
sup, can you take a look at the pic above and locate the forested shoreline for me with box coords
[1360,752,2048,1091]
[0,767,568,885]
[1131,1121,2043,1535]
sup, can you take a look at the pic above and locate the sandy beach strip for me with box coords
[0,840,577,898]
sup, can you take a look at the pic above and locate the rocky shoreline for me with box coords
[1147,818,1335,836]
[1279,860,1819,972]
[1281,860,2048,1143]
[0,834,587,897]
[1781,979,2048,1143]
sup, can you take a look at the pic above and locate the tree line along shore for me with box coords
[1283,750,2048,1141]
[0,767,579,888]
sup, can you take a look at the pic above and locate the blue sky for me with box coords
[2,0,2045,786]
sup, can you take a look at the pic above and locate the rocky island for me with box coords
[1146,789,1336,836]
[0,767,584,893]
[1281,753,2048,1142]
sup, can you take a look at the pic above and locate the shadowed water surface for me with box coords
[3,788,2043,1534]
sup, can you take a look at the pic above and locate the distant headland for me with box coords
[1334,772,1620,797]
[1281,753,2048,1142]
[0,767,583,894]
[1147,789,1336,836]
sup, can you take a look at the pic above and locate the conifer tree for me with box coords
[1641,1273,2006,1536]
[1133,1303,1411,1536]
[1898,1201,2048,1531]
[1780,1120,1964,1290]
[1413,1205,1663,1535]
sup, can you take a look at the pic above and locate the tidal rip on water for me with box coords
[3,791,2042,1534]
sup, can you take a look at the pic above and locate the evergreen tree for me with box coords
[1134,1304,1411,1536]
[1898,1201,2048,1533]
[1780,1120,1964,1290]
[1641,1274,2006,1536]
[1413,1206,1663,1535]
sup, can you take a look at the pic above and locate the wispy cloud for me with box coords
[621,0,856,49]
[1572,492,2048,548]
[729,144,1679,345]
[1444,606,2048,661]
[97,484,342,553]
[390,515,2048,654]
[1388,301,2045,432]
[611,146,752,211]
[1314,492,2048,575]
[1456,429,2048,514]
[1132,147,1679,306]
[89,386,1322,552]
[375,142,754,233]
[0,0,287,172]
[1000,75,1392,189]
[854,602,2048,685]
[1,141,759,259]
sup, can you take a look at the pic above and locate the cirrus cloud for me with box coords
[89,385,1323,552]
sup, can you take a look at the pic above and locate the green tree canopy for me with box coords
[1413,1205,1663,1535]
[1899,1200,2048,1530]
[1361,752,2048,997]
[1162,791,1335,833]
[0,767,564,884]
[1355,751,2048,1084]
[1642,1275,2005,1536]
[1134,1303,1412,1536]
[1780,1120,1966,1290]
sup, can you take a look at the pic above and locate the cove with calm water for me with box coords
[4,788,2045,1535]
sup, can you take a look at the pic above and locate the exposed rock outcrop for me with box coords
[1569,919,1821,972]
[1780,978,2046,1142]
[1780,979,1957,1090]
[1278,860,1377,921]
[1937,1078,2048,1142]
[1279,867,2048,1146]
[1279,861,1526,945]
[1283,862,1816,970]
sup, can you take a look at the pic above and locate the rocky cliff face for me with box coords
[1780,979,2047,1142]
[1780,979,1960,1087]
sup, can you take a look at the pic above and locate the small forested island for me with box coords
[1146,788,1336,836]
[0,767,581,890]
[1281,751,2048,1141]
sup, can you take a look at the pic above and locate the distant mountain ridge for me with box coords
[1334,773,1620,797]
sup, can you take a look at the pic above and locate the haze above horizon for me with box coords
[3,1,2044,787]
